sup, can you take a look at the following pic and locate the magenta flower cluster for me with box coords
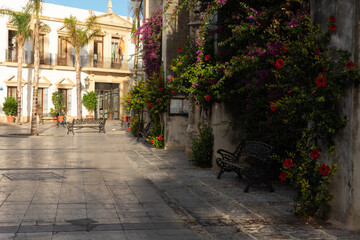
[137,9,163,77]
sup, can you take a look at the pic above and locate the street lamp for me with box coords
[131,0,141,84]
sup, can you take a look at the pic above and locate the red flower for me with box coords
[315,49,320,57]
[209,78,216,85]
[315,76,326,87]
[319,163,330,176]
[275,58,284,69]
[310,149,321,160]
[158,136,163,140]
[178,46,182,52]
[282,45,287,53]
[283,158,294,169]
[329,16,335,22]
[159,77,162,83]
[287,90,293,94]
[170,76,174,82]
[204,96,211,101]
[134,120,137,123]
[219,67,225,71]
[171,90,176,94]
[279,172,286,183]
[131,127,133,130]
[159,87,164,92]
[127,98,130,102]
[270,102,277,111]
[147,102,153,108]
[204,55,210,61]
[330,24,337,31]
[346,61,355,69]
[311,90,316,95]
[157,99,162,103]
[151,140,155,144]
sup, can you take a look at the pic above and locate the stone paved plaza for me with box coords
[0,121,358,239]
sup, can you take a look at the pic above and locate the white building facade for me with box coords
[0,0,139,121]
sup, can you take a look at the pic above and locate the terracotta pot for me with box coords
[108,113,113,120]
[6,116,15,123]
[53,117,57,122]
[58,116,64,122]
[86,115,94,119]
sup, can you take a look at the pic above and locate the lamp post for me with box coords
[131,0,141,84]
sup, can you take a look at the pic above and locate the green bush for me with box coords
[82,91,98,114]
[51,92,66,116]
[2,97,17,116]
[129,118,143,137]
[189,124,214,168]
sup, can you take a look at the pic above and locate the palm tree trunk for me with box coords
[16,43,23,124]
[133,9,140,83]
[30,15,40,136]
[75,51,81,119]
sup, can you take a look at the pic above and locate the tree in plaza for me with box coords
[27,0,43,136]
[63,15,101,119]
[0,6,32,124]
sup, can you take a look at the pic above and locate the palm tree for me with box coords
[27,0,43,136]
[129,0,143,84]
[0,7,32,124]
[63,14,100,119]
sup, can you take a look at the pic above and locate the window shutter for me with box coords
[43,88,48,113]
[67,89,72,115]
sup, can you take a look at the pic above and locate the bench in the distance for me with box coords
[66,118,106,135]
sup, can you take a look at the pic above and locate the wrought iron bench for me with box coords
[39,113,55,124]
[66,118,106,135]
[216,141,274,193]
[137,120,153,141]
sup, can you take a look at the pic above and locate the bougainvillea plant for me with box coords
[137,9,162,78]
[167,0,359,219]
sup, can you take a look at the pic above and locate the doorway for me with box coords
[95,83,119,120]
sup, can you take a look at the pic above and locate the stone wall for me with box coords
[162,0,191,150]
[311,0,360,230]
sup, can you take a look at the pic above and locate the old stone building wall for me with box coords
[311,0,360,230]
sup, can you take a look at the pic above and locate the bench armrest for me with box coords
[217,149,237,162]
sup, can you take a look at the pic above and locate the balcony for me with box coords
[3,49,130,71]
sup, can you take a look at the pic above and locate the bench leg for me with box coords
[217,168,225,180]
[266,179,275,192]
[235,169,243,180]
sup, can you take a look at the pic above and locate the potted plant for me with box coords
[2,97,17,122]
[82,91,97,119]
[108,109,115,120]
[51,92,66,122]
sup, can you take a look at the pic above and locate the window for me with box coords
[39,35,45,64]
[93,36,103,67]
[169,98,189,115]
[58,89,68,112]
[8,30,17,62]
[58,36,67,66]
[37,88,44,114]
[7,87,16,98]
[111,37,125,69]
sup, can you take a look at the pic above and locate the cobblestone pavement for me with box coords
[0,121,358,239]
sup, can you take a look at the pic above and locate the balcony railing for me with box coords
[3,49,131,71]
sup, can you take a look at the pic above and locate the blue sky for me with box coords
[44,0,131,17]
